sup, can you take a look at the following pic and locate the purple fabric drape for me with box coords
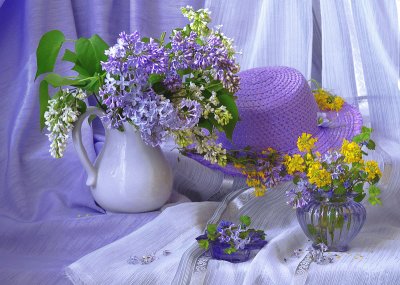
[0,0,201,283]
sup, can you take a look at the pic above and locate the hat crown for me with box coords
[219,66,319,152]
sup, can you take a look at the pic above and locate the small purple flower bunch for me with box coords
[196,215,267,255]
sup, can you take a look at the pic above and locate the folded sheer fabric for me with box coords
[67,142,400,285]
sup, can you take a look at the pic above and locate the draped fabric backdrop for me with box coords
[0,0,399,284]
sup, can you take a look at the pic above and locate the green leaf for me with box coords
[197,239,209,250]
[353,183,364,193]
[198,119,213,133]
[177,68,192,77]
[80,76,101,93]
[62,49,78,63]
[371,175,380,185]
[72,64,91,77]
[367,140,376,150]
[159,31,166,44]
[354,193,366,203]
[352,134,363,143]
[353,132,370,143]
[368,185,381,196]
[148,74,164,85]
[218,92,239,140]
[75,38,98,76]
[164,42,172,49]
[293,175,300,185]
[35,30,65,79]
[240,215,251,227]
[206,82,224,92]
[207,224,217,235]
[196,38,203,45]
[334,185,346,195]
[89,34,109,64]
[76,99,87,114]
[362,126,372,134]
[224,247,237,254]
[43,73,87,87]
[368,196,382,206]
[39,81,50,130]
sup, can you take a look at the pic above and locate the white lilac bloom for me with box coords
[202,103,214,119]
[214,105,232,126]
[44,89,86,158]
[208,91,219,105]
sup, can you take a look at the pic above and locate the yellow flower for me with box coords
[340,139,362,164]
[313,88,345,112]
[254,184,266,197]
[314,89,330,109]
[365,160,382,181]
[234,162,244,169]
[304,153,314,165]
[307,162,332,188]
[333,96,345,112]
[285,154,306,175]
[245,176,266,197]
[297,133,318,153]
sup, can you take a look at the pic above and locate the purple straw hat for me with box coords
[189,66,363,176]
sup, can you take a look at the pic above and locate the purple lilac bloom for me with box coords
[218,233,231,243]
[100,31,171,143]
[286,179,312,208]
[168,31,240,93]
[163,71,182,92]
[331,164,345,180]
[217,223,251,250]
[217,220,234,232]
[99,28,240,147]
[264,166,283,189]
[126,90,177,146]
[178,99,202,128]
[321,152,334,164]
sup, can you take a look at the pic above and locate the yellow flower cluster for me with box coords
[284,154,305,175]
[340,139,362,164]
[234,161,268,197]
[306,162,332,188]
[365,160,382,181]
[313,89,344,112]
[242,170,266,197]
[297,133,318,153]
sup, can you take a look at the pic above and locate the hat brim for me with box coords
[186,103,363,177]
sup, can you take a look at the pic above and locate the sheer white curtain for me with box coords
[205,0,313,76]
[319,0,400,143]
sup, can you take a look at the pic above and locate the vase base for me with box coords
[312,243,348,252]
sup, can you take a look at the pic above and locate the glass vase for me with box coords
[296,197,366,252]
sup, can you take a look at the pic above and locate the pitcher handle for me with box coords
[72,106,106,187]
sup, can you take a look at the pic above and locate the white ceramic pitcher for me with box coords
[72,107,173,213]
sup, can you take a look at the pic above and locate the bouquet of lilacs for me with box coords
[283,127,382,208]
[36,7,240,165]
